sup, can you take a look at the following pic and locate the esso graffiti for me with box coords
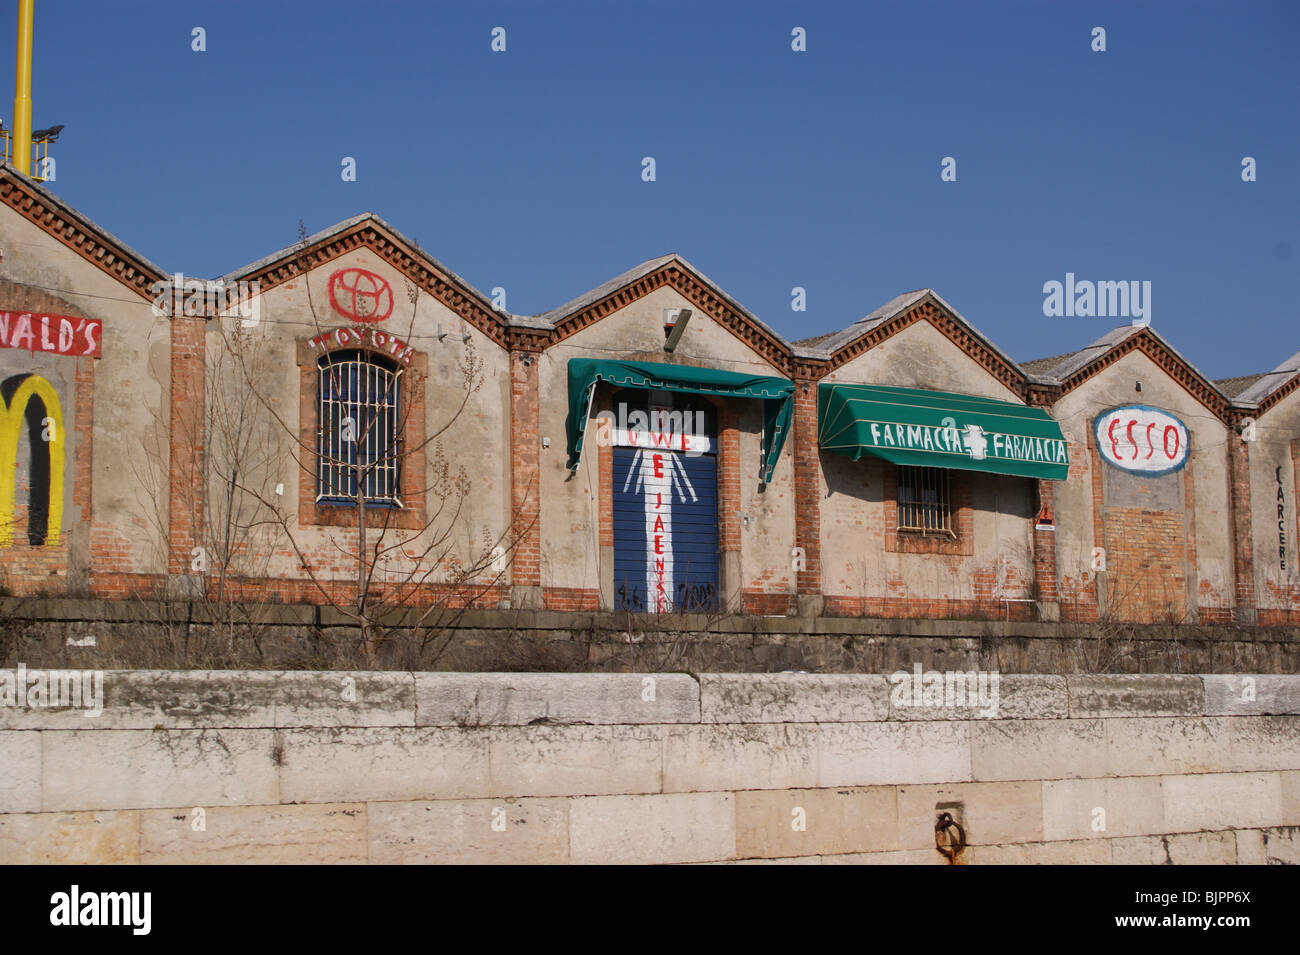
[1093,405,1189,475]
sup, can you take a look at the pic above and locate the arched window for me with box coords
[317,350,401,506]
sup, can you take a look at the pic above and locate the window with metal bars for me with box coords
[896,465,954,536]
[316,350,402,507]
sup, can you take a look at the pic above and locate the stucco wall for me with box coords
[0,211,169,585]
[817,321,1036,607]
[1251,386,1300,612]
[1,670,1296,864]
[207,251,511,588]
[1051,351,1233,621]
[536,285,793,603]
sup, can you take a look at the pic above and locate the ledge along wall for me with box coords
[1,672,1298,864]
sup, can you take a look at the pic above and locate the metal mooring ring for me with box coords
[934,812,966,862]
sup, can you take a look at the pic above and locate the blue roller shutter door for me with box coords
[612,446,719,613]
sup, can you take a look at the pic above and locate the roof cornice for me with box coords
[547,259,795,373]
[0,166,166,301]
[1056,326,1231,422]
[821,294,1027,396]
[229,218,509,349]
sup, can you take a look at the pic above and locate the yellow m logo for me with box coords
[0,374,64,547]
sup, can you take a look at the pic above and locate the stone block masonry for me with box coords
[0,672,1298,864]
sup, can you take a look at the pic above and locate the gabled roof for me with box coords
[528,253,795,370]
[1233,349,1300,409]
[220,212,510,347]
[1033,324,1232,420]
[790,288,1031,395]
[0,163,167,299]
[1214,373,1268,400]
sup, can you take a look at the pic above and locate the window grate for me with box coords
[897,465,953,536]
[317,350,401,507]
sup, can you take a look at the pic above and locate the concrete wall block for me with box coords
[0,810,140,864]
[896,781,1043,849]
[1262,826,1300,864]
[1282,770,1300,826]
[970,719,1107,782]
[367,797,569,864]
[415,673,699,726]
[699,674,889,724]
[889,674,1068,721]
[1162,772,1283,832]
[278,727,489,804]
[569,792,735,864]
[1106,716,1300,777]
[1041,776,1166,841]
[664,724,818,793]
[42,728,278,812]
[140,802,366,864]
[1202,675,1300,716]
[1234,828,1267,865]
[488,725,664,797]
[973,838,1112,865]
[1067,675,1205,718]
[822,848,949,865]
[734,786,898,858]
[0,670,280,730]
[0,731,41,812]
[817,722,971,788]
[1110,830,1237,865]
[271,672,415,727]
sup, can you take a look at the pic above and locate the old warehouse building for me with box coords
[1,164,1298,627]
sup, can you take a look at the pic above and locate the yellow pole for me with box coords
[12,0,35,176]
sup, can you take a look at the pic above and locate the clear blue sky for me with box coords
[11,0,1299,376]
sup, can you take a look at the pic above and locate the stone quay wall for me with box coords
[1,671,1297,864]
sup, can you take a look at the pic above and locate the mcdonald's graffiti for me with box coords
[0,374,64,547]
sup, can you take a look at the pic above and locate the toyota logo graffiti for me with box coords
[1093,405,1189,476]
[328,268,394,323]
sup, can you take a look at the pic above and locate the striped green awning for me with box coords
[818,383,1069,481]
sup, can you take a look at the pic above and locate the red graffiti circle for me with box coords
[328,268,394,323]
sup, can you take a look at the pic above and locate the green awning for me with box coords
[566,358,795,482]
[818,383,1069,480]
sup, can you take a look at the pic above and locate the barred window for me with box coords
[317,350,401,507]
[897,465,953,535]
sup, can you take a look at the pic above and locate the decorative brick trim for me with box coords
[792,377,821,595]
[233,220,509,350]
[1227,432,1256,612]
[1058,327,1231,423]
[548,263,793,374]
[543,587,600,611]
[822,298,1026,397]
[596,391,613,549]
[717,404,741,555]
[1032,480,1059,602]
[821,595,1036,621]
[295,337,428,532]
[167,315,206,574]
[1183,436,1201,623]
[509,348,541,588]
[882,464,974,556]
[0,173,165,300]
[1253,370,1300,417]
[741,590,796,615]
[87,571,505,608]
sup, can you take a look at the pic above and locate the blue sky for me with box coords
[13,0,1299,376]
